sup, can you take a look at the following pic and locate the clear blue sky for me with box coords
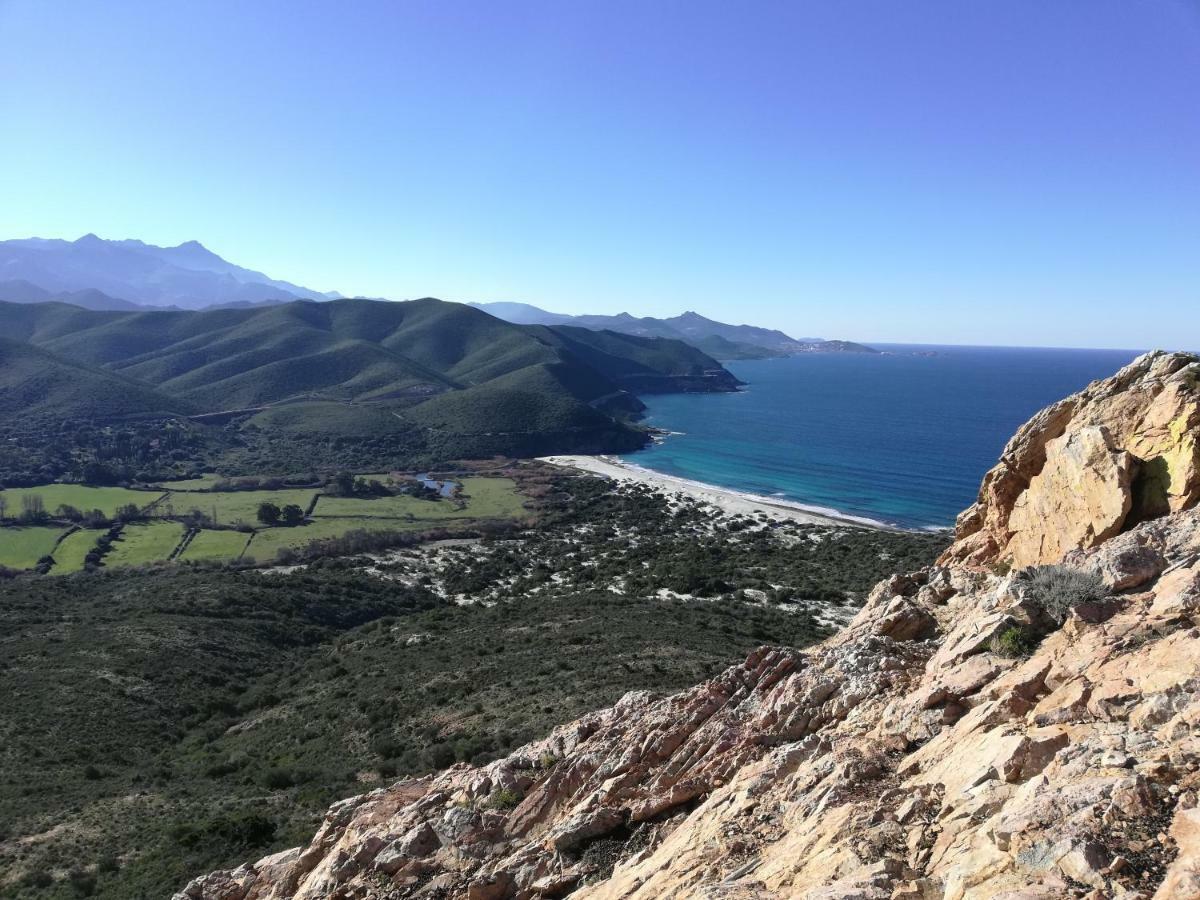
[1,1,1197,348]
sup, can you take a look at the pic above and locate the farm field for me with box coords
[50,529,104,574]
[105,522,186,568]
[0,476,527,571]
[312,477,524,521]
[0,484,164,518]
[155,474,225,491]
[243,517,421,562]
[0,526,66,569]
[162,489,318,526]
[178,529,251,563]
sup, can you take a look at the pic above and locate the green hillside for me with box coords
[535,325,744,391]
[0,297,740,478]
[0,337,190,422]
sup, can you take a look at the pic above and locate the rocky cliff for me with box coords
[942,351,1199,570]
[177,351,1200,900]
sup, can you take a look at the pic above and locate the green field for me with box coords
[156,474,225,491]
[0,526,67,569]
[0,478,523,571]
[178,529,251,563]
[312,477,524,521]
[162,489,318,527]
[50,528,104,574]
[242,517,421,563]
[0,484,165,518]
[105,522,187,568]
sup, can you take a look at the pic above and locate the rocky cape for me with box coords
[178,351,1200,900]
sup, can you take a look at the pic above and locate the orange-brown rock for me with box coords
[941,350,1199,570]
[176,354,1200,900]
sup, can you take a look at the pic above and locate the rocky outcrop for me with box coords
[177,353,1200,900]
[942,350,1199,570]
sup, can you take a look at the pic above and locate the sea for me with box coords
[619,345,1145,531]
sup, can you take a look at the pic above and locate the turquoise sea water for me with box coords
[620,345,1144,530]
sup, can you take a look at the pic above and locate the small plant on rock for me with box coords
[487,787,521,810]
[1017,565,1107,626]
[990,625,1037,658]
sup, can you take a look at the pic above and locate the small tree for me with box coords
[280,504,305,526]
[20,494,47,524]
[0,495,7,521]
[333,471,355,496]
[256,501,281,526]
[56,504,83,522]
[115,503,143,523]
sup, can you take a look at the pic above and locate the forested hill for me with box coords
[0,297,739,476]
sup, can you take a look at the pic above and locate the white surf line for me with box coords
[538,455,915,531]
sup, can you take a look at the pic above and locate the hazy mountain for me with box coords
[0,278,143,311]
[0,234,339,310]
[470,302,875,359]
[466,301,575,326]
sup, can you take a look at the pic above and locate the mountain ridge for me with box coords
[0,296,741,474]
[0,234,337,310]
[470,300,875,360]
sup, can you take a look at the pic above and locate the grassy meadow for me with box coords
[312,477,525,520]
[0,484,163,517]
[0,526,66,569]
[177,529,252,563]
[105,521,187,567]
[155,474,227,491]
[160,489,319,526]
[50,528,107,574]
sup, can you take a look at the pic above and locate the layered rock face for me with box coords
[178,352,1200,900]
[942,351,1199,570]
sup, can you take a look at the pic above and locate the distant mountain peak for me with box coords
[174,239,208,251]
[0,234,337,310]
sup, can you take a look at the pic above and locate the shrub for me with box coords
[487,787,521,810]
[370,735,404,759]
[1017,565,1107,625]
[68,868,96,896]
[260,767,296,790]
[96,855,120,874]
[426,743,455,769]
[990,625,1037,658]
[170,812,276,850]
[280,504,306,526]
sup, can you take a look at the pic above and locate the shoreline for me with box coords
[538,454,917,532]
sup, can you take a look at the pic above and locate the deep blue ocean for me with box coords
[620,345,1144,530]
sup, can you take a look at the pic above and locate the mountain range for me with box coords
[470,301,877,360]
[0,234,338,310]
[0,235,872,360]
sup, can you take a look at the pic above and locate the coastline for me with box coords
[538,454,911,531]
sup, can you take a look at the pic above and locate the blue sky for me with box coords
[1,1,1197,348]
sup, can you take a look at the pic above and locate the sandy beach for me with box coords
[539,455,900,530]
